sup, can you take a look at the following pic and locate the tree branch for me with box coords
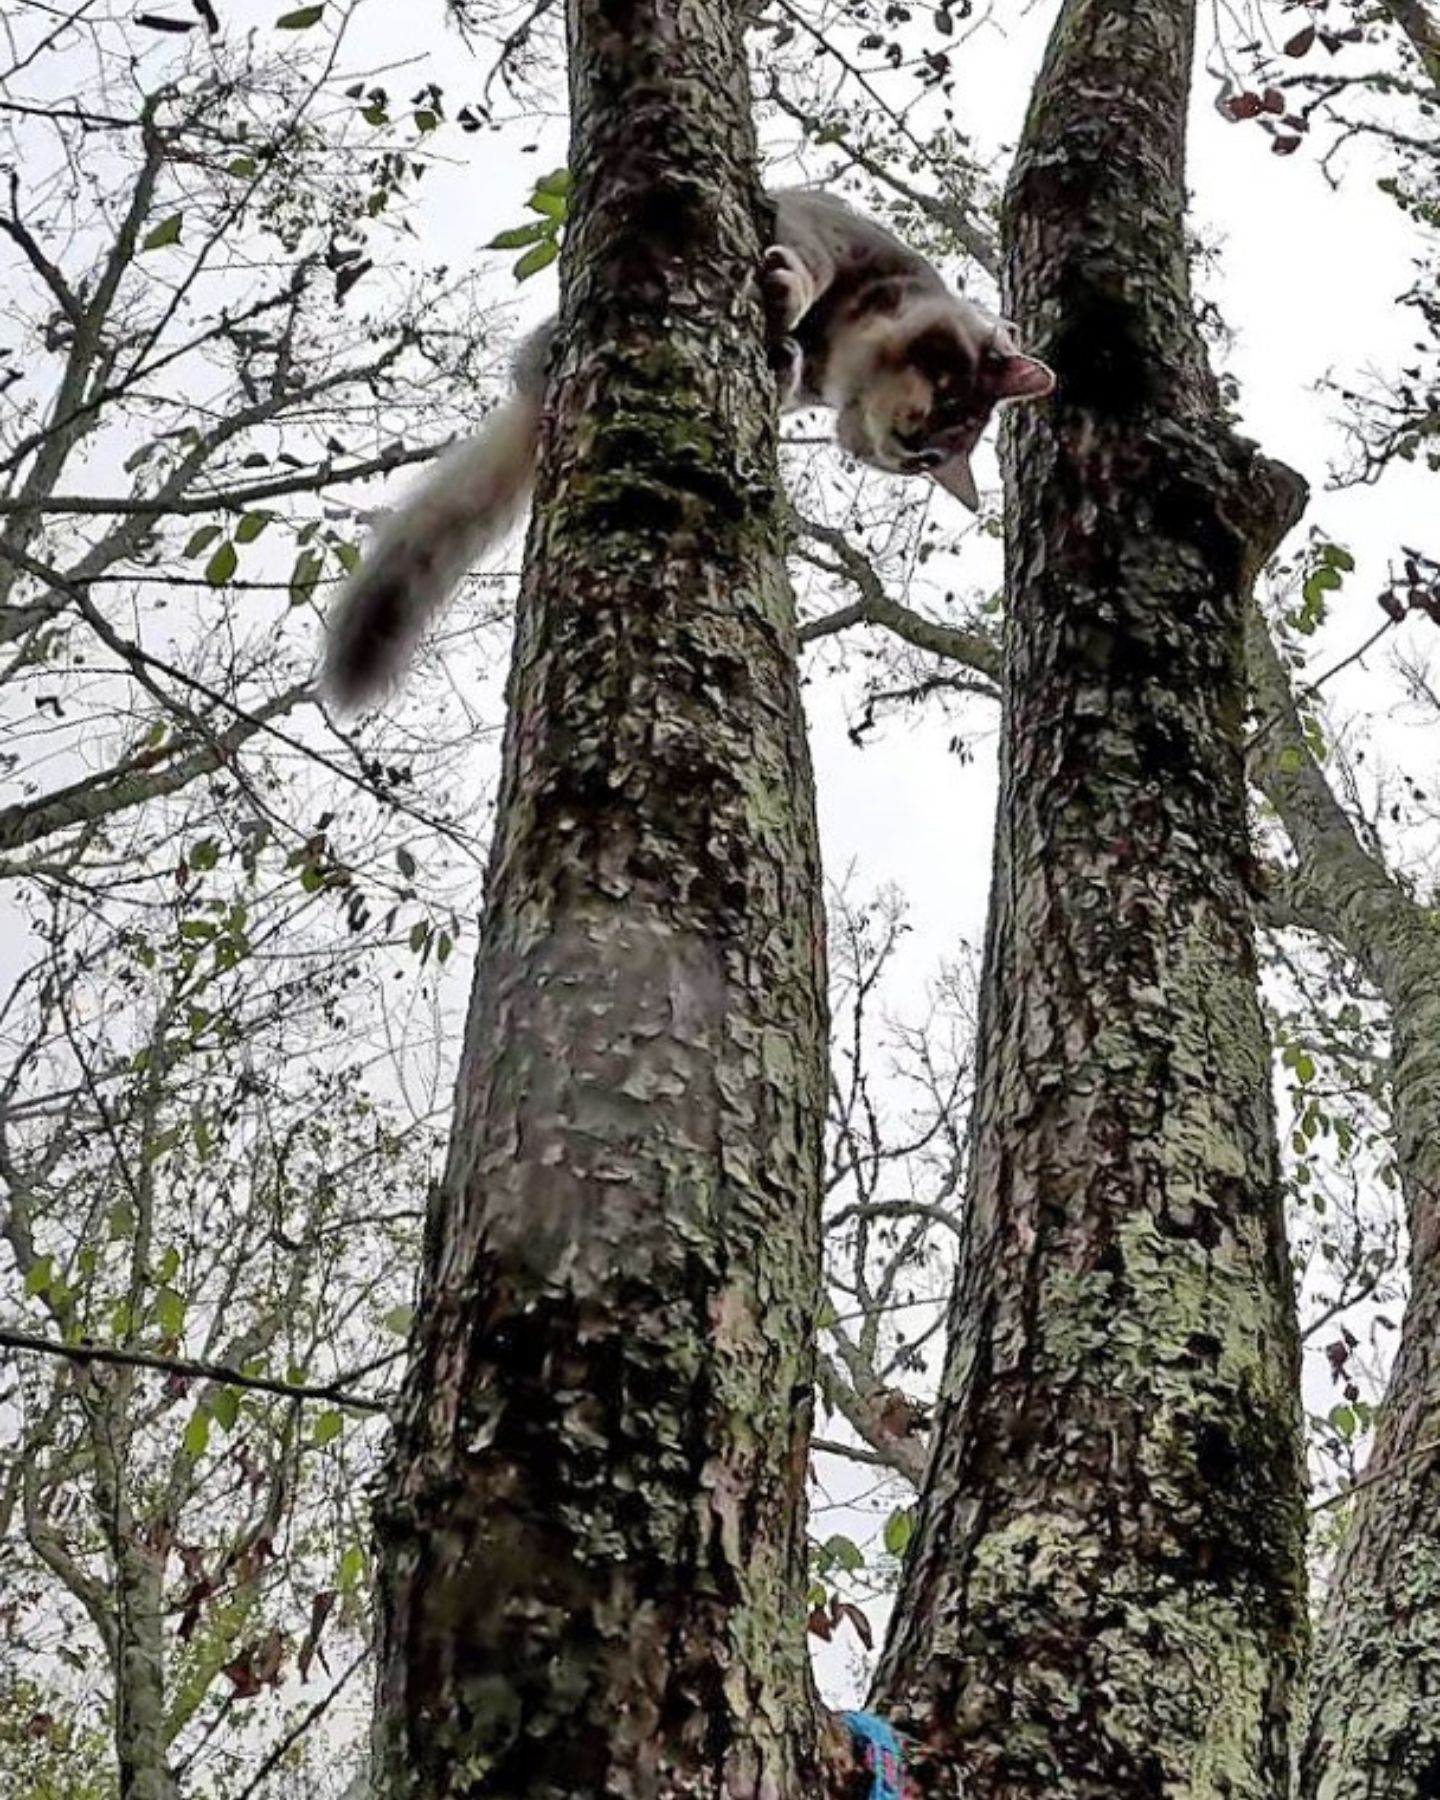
[0,683,309,856]
[795,515,1002,688]
[0,1327,397,1414]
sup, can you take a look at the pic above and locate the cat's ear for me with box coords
[931,455,980,512]
[994,353,1056,402]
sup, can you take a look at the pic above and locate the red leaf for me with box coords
[836,1600,875,1650]
[1284,26,1316,56]
[1272,135,1303,156]
[298,1590,337,1682]
[222,1655,262,1698]
[1222,91,1266,120]
[1262,88,1286,114]
[807,1605,834,1641]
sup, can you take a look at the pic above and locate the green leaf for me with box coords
[526,189,567,220]
[145,1124,182,1164]
[313,1409,344,1447]
[155,1286,186,1337]
[184,524,224,559]
[396,846,417,879]
[25,1255,54,1298]
[1294,1052,1317,1085]
[414,108,439,133]
[142,214,183,251]
[513,238,559,282]
[228,157,258,179]
[488,221,550,251]
[823,1533,864,1573]
[338,1544,367,1592]
[883,1507,916,1557]
[408,920,430,954]
[205,541,238,587]
[534,167,571,196]
[211,1388,241,1432]
[276,3,324,24]
[235,511,274,544]
[193,1109,214,1159]
[1330,1404,1357,1441]
[289,549,323,607]
[189,838,220,871]
[184,1411,210,1459]
[382,1305,414,1335]
[1302,567,1342,606]
[108,1200,136,1241]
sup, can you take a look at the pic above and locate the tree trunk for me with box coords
[1255,616,1440,1795]
[370,0,828,1794]
[872,3,1310,1794]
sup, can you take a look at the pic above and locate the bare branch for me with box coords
[0,1327,398,1414]
[0,683,309,857]
[795,514,1002,688]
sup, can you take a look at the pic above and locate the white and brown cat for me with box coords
[321,188,1055,708]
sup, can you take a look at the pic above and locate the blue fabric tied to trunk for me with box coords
[841,1711,905,1800]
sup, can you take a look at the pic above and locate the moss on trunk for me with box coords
[873,4,1310,1794]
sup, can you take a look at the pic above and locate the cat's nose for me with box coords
[907,447,945,469]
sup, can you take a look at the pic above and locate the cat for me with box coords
[320,188,1055,708]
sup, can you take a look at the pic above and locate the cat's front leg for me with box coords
[763,244,818,331]
[763,245,816,405]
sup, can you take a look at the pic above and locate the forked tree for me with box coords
[368,0,1359,1795]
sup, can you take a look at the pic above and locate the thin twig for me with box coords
[233,1648,371,1800]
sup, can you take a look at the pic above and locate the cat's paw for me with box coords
[763,244,816,335]
[773,335,804,405]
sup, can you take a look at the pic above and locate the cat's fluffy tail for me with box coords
[320,388,542,709]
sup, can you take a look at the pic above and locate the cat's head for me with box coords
[828,295,1055,509]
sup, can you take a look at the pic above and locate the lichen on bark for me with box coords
[872,3,1310,1794]
[369,0,828,1793]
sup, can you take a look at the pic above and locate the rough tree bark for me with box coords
[1273,16,1440,1790]
[370,0,830,1794]
[1255,643,1440,1794]
[872,3,1311,1794]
